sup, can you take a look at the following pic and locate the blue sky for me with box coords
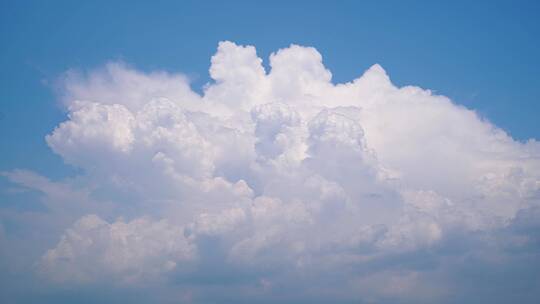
[1,1,540,303]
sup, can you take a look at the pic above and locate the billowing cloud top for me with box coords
[3,41,540,303]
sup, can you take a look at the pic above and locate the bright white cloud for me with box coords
[3,41,540,303]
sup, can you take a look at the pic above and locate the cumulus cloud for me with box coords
[40,214,195,284]
[2,41,540,303]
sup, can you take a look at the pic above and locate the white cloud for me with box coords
[58,62,201,112]
[40,214,195,284]
[3,41,540,303]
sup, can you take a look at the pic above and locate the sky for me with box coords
[1,1,539,303]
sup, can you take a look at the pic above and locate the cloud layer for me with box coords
[2,41,540,303]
